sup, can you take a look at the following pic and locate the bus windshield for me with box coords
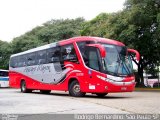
[102,44,133,76]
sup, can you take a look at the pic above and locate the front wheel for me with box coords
[69,80,85,97]
[96,93,108,97]
[20,80,32,93]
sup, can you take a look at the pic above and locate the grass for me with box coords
[135,87,160,91]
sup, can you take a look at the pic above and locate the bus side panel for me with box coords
[9,70,69,91]
[9,71,20,88]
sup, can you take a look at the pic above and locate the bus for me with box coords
[0,69,9,87]
[9,36,140,97]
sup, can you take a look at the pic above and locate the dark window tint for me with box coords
[18,55,27,67]
[37,50,46,64]
[27,53,36,66]
[0,71,8,76]
[61,44,78,62]
[77,41,95,59]
[47,47,60,63]
[10,57,18,68]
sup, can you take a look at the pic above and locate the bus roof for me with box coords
[0,69,8,72]
[10,36,125,58]
[59,36,125,46]
[10,42,58,57]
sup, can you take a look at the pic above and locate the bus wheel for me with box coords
[40,90,51,94]
[96,93,108,97]
[69,80,85,97]
[20,80,32,93]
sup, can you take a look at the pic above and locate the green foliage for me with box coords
[10,17,85,52]
[0,18,85,69]
[80,0,160,86]
[0,41,11,69]
[38,18,85,43]
[81,13,112,37]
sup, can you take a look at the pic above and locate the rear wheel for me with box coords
[40,90,51,94]
[96,93,108,97]
[69,80,85,97]
[20,80,32,93]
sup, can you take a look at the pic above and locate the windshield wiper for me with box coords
[115,46,131,75]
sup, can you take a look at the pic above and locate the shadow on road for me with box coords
[28,91,132,99]
[0,87,10,89]
[8,88,132,99]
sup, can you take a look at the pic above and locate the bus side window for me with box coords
[37,50,46,64]
[61,44,78,62]
[18,55,27,67]
[47,47,60,63]
[10,57,18,68]
[27,53,36,66]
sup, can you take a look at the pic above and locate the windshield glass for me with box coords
[102,44,133,76]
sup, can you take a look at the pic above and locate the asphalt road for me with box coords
[0,88,159,114]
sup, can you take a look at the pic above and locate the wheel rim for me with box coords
[73,84,80,93]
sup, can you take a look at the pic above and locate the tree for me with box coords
[81,0,160,86]
[122,0,160,86]
[11,17,85,53]
[81,13,112,37]
[0,18,85,69]
[0,40,11,69]
[38,18,85,43]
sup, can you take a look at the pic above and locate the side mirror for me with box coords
[128,49,140,61]
[86,44,106,58]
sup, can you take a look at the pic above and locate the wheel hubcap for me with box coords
[73,84,80,93]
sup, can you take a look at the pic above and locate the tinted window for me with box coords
[61,44,78,62]
[18,55,27,67]
[10,57,18,68]
[47,47,60,63]
[27,53,36,66]
[36,50,46,64]
[0,71,8,76]
[77,41,95,59]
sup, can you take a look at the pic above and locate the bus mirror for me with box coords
[128,49,140,61]
[86,44,106,58]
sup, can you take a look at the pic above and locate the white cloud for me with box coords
[0,0,125,42]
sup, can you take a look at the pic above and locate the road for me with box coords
[0,88,159,114]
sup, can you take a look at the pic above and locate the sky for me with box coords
[0,0,126,42]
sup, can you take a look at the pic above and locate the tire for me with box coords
[69,80,85,97]
[96,93,108,97]
[20,80,32,93]
[40,90,51,94]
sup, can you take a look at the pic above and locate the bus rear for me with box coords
[0,69,9,87]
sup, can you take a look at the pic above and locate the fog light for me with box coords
[105,86,108,90]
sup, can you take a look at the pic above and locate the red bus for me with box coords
[9,36,140,97]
